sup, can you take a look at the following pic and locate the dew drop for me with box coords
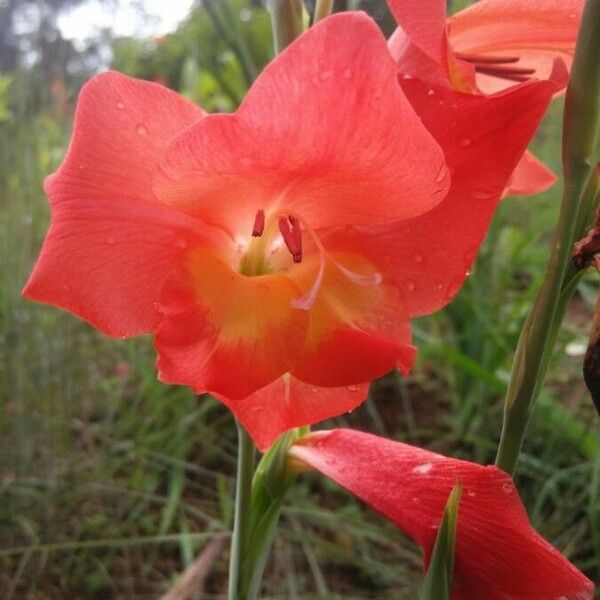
[325,456,337,466]
[175,238,187,249]
[412,462,433,475]
[136,124,147,136]
[106,236,116,245]
[116,101,125,110]
[569,11,577,18]
[467,489,476,498]
[435,165,448,183]
[458,137,472,148]
[241,157,252,166]
[427,89,435,96]
[343,68,352,79]
[435,282,444,291]
[502,482,514,494]
[402,73,413,80]
[320,70,333,81]
[413,253,424,264]
[403,279,416,292]
[152,301,161,311]
[472,189,494,200]
[346,384,360,392]
[412,497,421,505]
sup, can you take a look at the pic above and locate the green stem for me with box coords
[267,0,304,54]
[228,421,256,600]
[313,0,334,23]
[495,0,600,475]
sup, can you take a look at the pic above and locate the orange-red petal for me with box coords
[218,377,369,451]
[23,72,211,336]
[291,429,595,600]
[154,12,449,235]
[325,63,567,317]
[449,0,582,93]
[504,150,557,197]
[155,248,309,400]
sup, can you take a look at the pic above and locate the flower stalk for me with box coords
[495,0,600,475]
[266,0,305,54]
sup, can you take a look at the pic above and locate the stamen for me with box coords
[455,52,520,65]
[278,215,303,263]
[252,209,265,237]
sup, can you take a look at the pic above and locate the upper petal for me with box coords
[290,429,594,600]
[218,377,369,451]
[154,12,449,235]
[23,72,210,336]
[324,64,567,317]
[386,0,449,68]
[448,0,582,92]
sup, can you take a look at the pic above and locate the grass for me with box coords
[1,5,599,598]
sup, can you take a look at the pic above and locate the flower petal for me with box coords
[218,377,369,451]
[324,63,567,317]
[154,12,449,235]
[386,0,449,68]
[288,252,416,386]
[448,0,582,93]
[290,429,595,600]
[504,150,557,197]
[24,197,222,337]
[23,72,208,336]
[155,248,309,400]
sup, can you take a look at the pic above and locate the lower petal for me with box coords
[291,429,594,600]
[219,377,369,451]
[289,253,416,386]
[155,248,309,399]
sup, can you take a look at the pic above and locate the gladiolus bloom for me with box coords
[387,0,583,196]
[24,13,450,449]
[23,11,565,451]
[290,429,595,600]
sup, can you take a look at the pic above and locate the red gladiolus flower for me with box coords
[387,0,583,197]
[24,13,450,449]
[290,429,595,600]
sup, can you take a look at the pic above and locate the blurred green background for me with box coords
[1,0,599,597]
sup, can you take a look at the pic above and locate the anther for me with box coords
[252,209,265,237]
[278,215,303,263]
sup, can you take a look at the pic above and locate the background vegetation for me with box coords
[1,0,598,597]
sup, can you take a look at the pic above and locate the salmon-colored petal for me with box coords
[154,12,449,235]
[219,378,369,451]
[290,429,595,600]
[155,248,309,400]
[324,63,567,317]
[504,150,557,197]
[449,0,582,92]
[23,197,222,337]
[386,0,449,68]
[289,252,416,386]
[23,71,209,336]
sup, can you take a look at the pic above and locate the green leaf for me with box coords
[418,484,462,600]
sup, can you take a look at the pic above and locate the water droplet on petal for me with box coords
[136,124,147,136]
[241,157,252,166]
[435,164,448,183]
[427,89,435,96]
[343,68,352,79]
[325,456,337,466]
[467,489,476,497]
[152,301,161,311]
[346,384,360,392]
[175,237,187,249]
[502,482,514,494]
[116,101,125,110]
[472,189,494,200]
[320,70,333,81]
[403,279,416,292]
[412,462,433,475]
[412,497,421,504]
[458,137,472,148]
[435,282,444,291]
[413,253,424,264]
[106,236,115,244]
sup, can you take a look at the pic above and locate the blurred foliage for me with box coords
[0,0,599,598]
